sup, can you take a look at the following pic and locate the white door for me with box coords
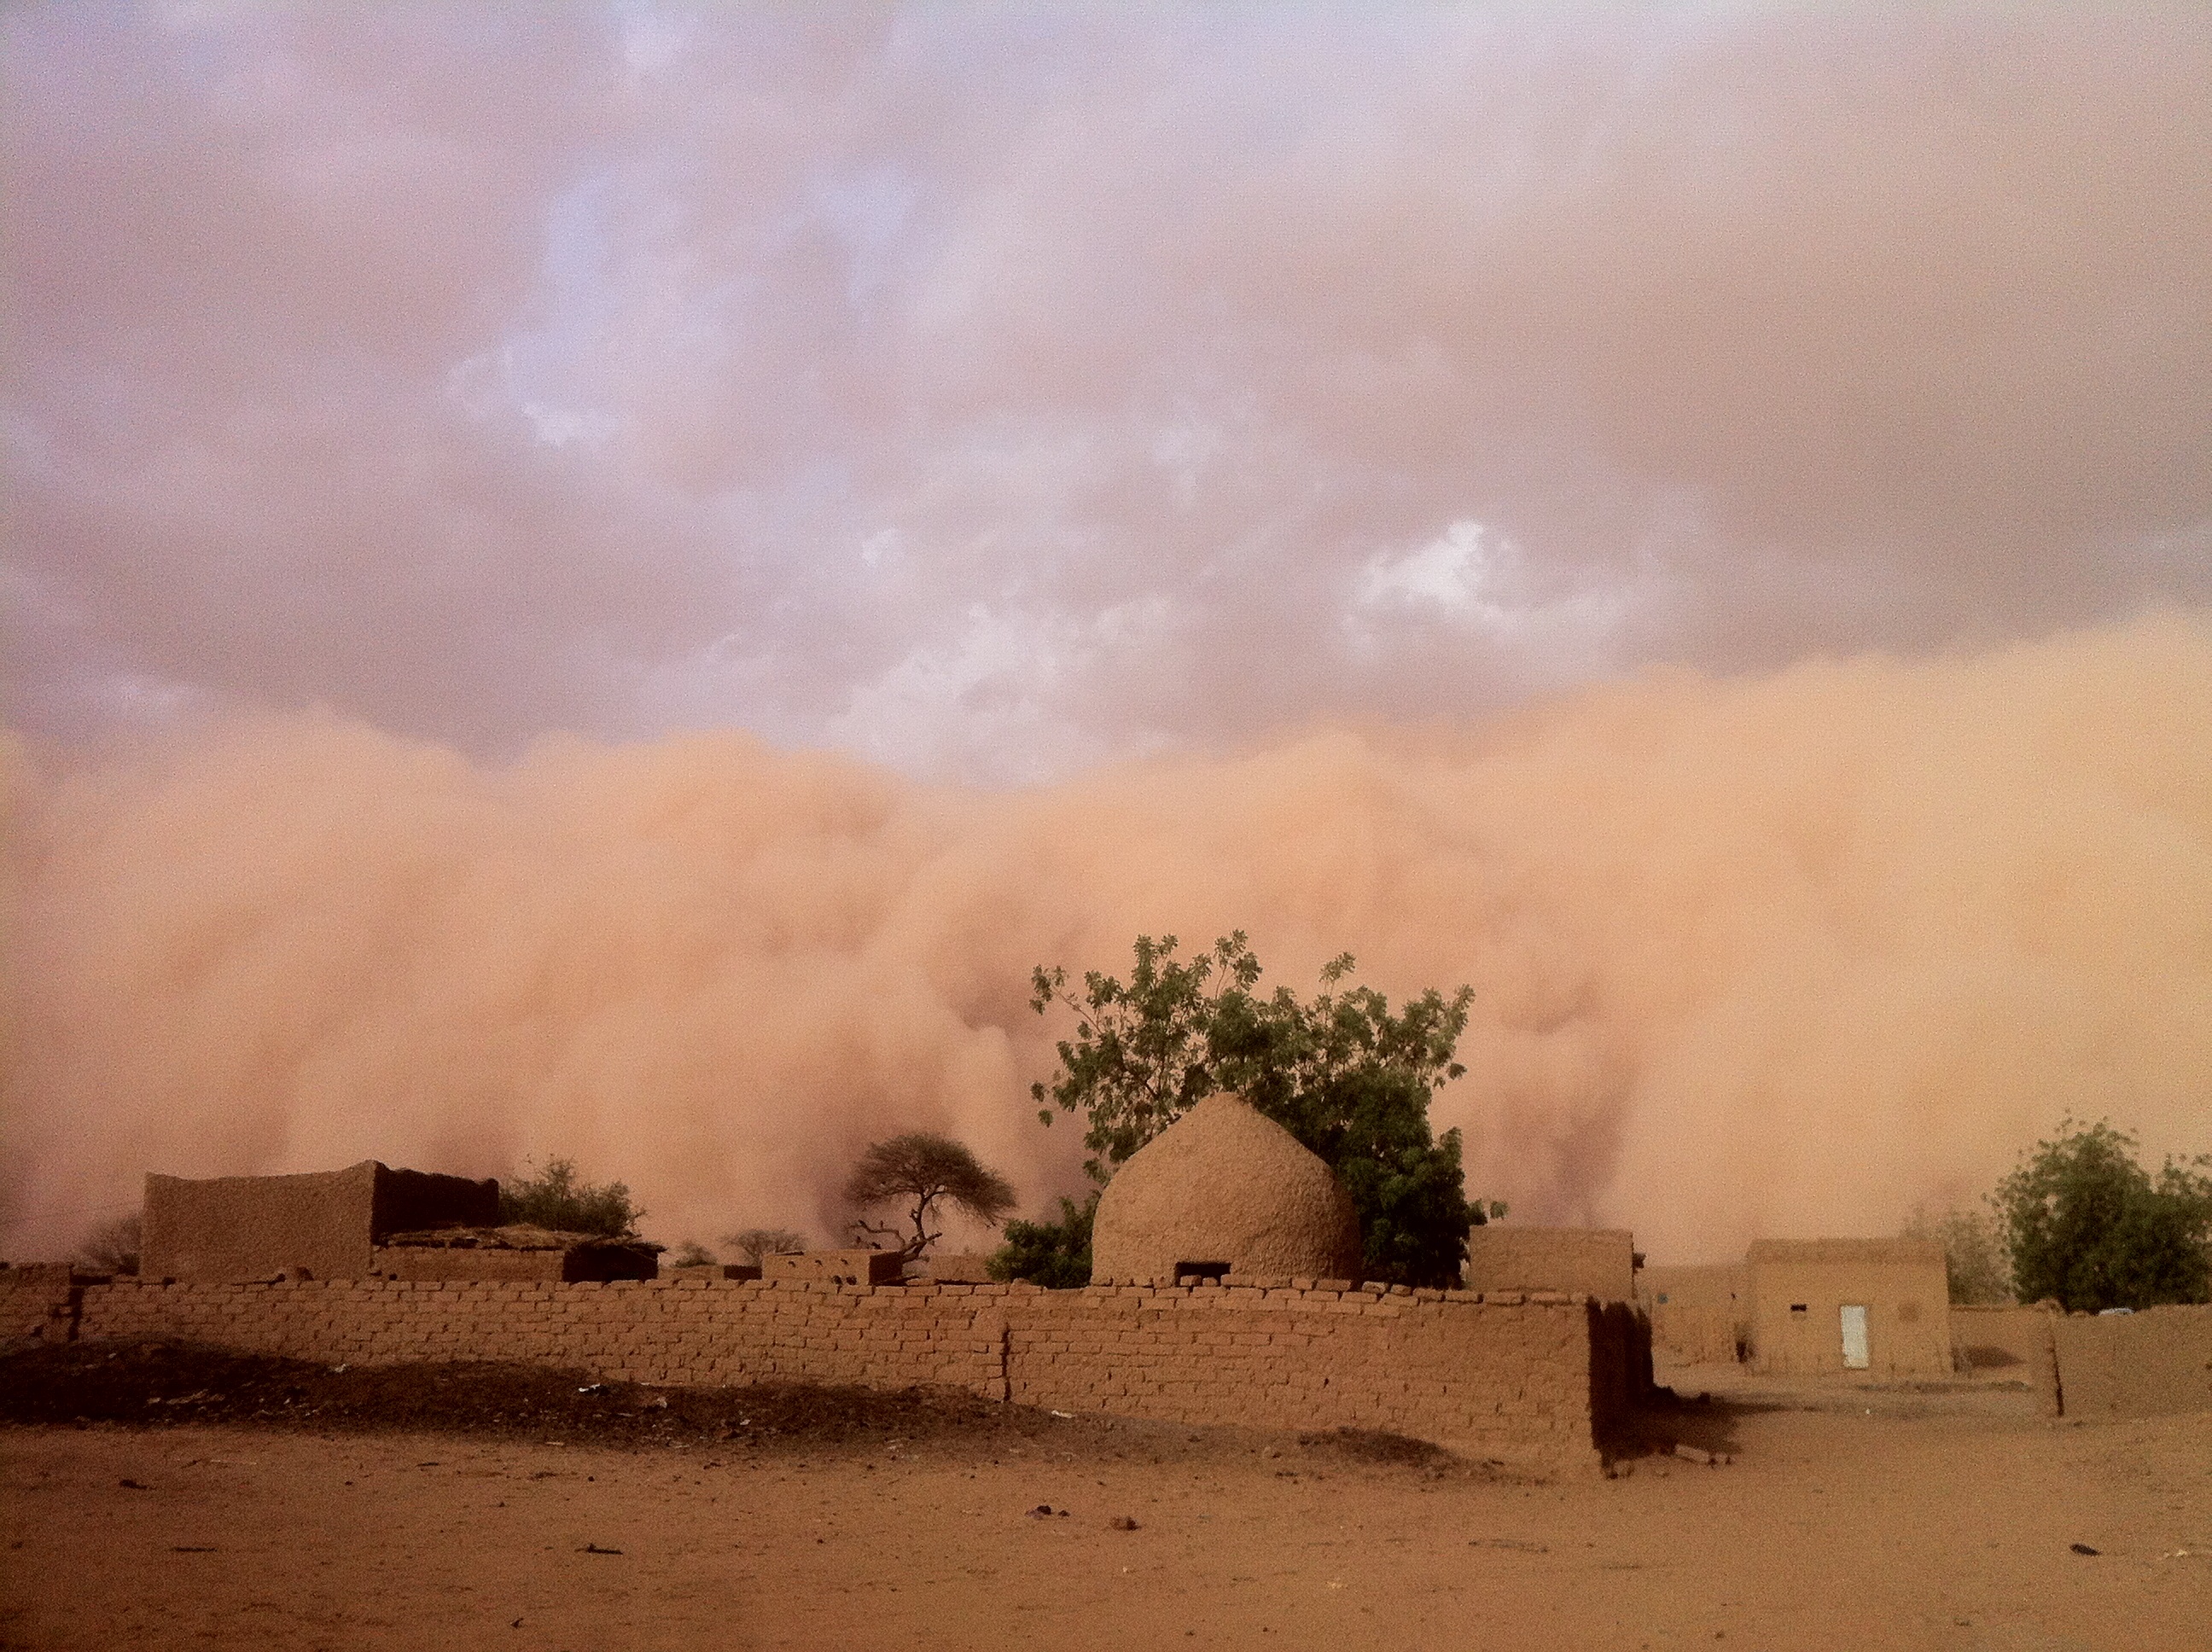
[1840,1304,1870,1370]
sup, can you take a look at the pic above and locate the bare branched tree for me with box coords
[844,1133,1016,1260]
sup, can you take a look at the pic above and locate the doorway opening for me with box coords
[1840,1303,1870,1370]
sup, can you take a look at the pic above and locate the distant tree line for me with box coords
[1910,1119,2212,1312]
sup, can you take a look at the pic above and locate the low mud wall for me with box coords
[0,1265,79,1343]
[1949,1306,2059,1415]
[2051,1305,2212,1422]
[67,1275,1633,1475]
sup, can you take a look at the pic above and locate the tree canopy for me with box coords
[1991,1118,2212,1312]
[1030,933,1499,1288]
[845,1132,1017,1259]
[1902,1204,2012,1306]
[499,1157,643,1239]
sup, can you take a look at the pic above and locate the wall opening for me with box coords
[1174,1261,1231,1283]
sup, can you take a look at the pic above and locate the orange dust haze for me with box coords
[4,617,2208,1264]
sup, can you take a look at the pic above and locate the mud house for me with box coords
[141,1161,656,1284]
[1087,1093,1363,1285]
[1463,1226,1639,1302]
[1746,1237,1950,1377]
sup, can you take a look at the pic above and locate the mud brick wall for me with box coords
[1000,1282,1611,1471]
[2051,1305,2212,1421]
[1641,1265,1749,1365]
[1949,1306,2060,1414]
[76,1277,1007,1397]
[0,1265,80,1343]
[72,1276,1636,1475]
[1464,1228,1637,1303]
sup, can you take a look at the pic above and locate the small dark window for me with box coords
[1175,1261,1231,1283]
[1656,1292,1670,1305]
[1790,1303,1808,1316]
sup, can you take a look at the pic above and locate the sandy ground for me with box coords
[3,1364,2207,1652]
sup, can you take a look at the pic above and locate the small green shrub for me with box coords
[498,1158,643,1240]
[989,1192,1097,1288]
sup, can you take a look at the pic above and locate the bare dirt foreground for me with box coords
[2,1346,2206,1652]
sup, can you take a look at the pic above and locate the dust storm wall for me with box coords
[4,619,2210,1265]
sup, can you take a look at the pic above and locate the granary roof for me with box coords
[1089,1092,1362,1286]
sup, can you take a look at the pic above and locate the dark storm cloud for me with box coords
[3,3,2208,776]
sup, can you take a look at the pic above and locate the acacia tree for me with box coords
[1993,1119,2212,1311]
[1031,933,1502,1288]
[845,1132,1017,1259]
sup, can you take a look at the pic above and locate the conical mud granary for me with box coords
[1089,1092,1362,1284]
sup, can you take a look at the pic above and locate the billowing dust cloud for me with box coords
[5,618,2208,1264]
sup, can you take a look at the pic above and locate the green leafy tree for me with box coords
[1992,1119,2212,1312]
[846,1132,1018,1260]
[1902,1204,2012,1306]
[1031,933,1502,1288]
[989,1192,1098,1288]
[722,1227,806,1265]
[498,1157,644,1240]
[1029,933,1261,1177]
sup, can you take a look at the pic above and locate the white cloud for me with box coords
[1355,518,1507,619]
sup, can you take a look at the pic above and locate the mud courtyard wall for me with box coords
[1947,1305,2059,1413]
[998,1284,1609,1469]
[71,1277,1629,1474]
[0,1266,79,1343]
[2051,1306,2212,1422]
[1640,1265,1749,1364]
[1463,1228,1637,1303]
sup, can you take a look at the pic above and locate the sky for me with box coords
[3,3,2209,1263]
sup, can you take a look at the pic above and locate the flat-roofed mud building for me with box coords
[1747,1237,1949,1377]
[143,1161,498,1283]
[142,1161,657,1284]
